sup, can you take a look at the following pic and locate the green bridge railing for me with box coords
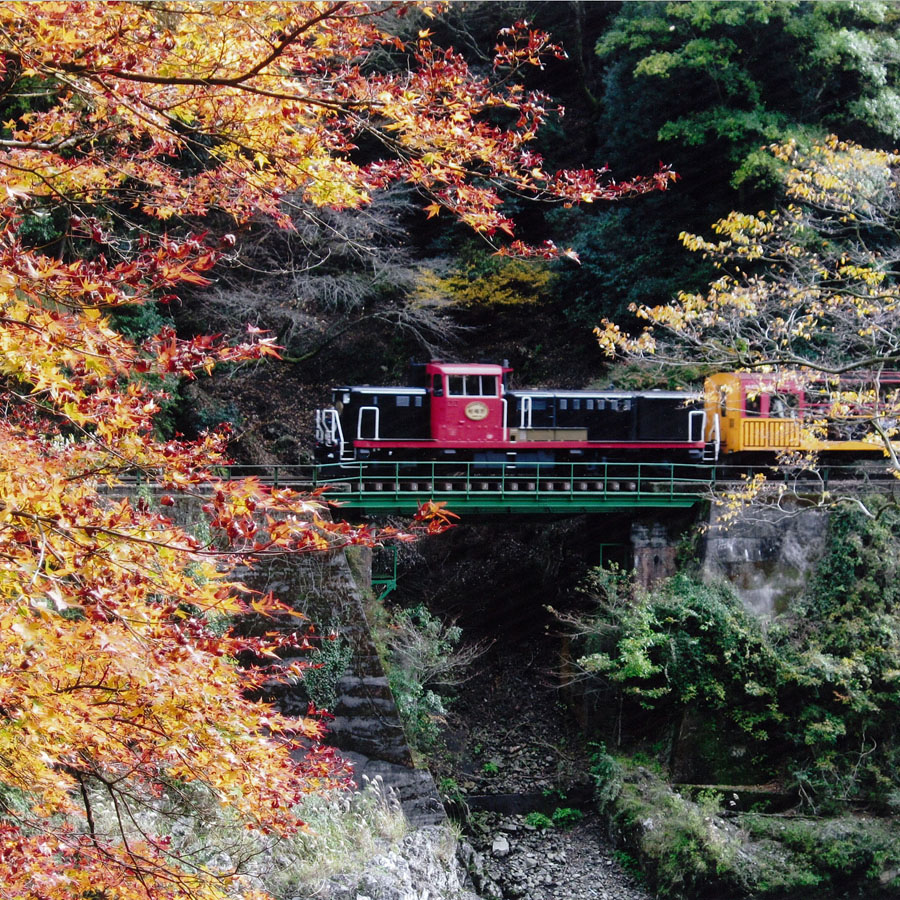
[126,460,897,514]
[300,460,715,514]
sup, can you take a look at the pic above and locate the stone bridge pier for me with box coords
[237,545,446,827]
[630,521,679,589]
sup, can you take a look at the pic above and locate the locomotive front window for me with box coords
[471,374,497,396]
[432,374,443,397]
[447,374,498,396]
[481,375,495,395]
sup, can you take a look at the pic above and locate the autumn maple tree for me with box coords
[0,3,673,898]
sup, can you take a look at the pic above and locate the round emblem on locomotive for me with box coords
[465,401,489,421]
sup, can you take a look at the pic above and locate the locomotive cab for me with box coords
[426,361,510,445]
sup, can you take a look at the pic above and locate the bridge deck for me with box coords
[306,461,714,514]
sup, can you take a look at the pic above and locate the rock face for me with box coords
[702,504,828,617]
[235,542,446,828]
[312,825,481,900]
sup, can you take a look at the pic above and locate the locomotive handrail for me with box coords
[689,409,707,446]
[709,412,721,461]
[356,405,380,442]
[316,407,348,460]
[519,395,532,429]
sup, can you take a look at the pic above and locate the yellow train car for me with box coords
[703,371,895,458]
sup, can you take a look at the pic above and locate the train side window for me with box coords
[560,398,568,410]
[745,393,761,417]
[771,393,799,418]
[415,396,423,407]
[432,374,443,397]
[573,398,581,410]
[622,398,632,411]
[597,399,606,411]
[448,375,464,396]
[586,399,594,410]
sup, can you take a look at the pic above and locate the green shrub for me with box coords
[575,535,900,809]
[301,634,353,712]
[743,814,900,892]
[388,668,447,753]
[609,768,740,898]
[589,742,624,808]
[524,811,553,830]
[599,756,900,898]
[551,806,584,829]
[380,603,482,754]
[612,849,643,882]
[108,302,168,341]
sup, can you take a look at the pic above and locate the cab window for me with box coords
[475,375,498,396]
[447,374,498,396]
[745,392,761,417]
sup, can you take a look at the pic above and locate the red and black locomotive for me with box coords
[315,361,708,467]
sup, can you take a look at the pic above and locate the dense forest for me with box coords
[3,3,900,899]
[163,1,900,463]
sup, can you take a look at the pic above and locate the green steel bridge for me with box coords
[257,460,718,515]
[209,459,896,515]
